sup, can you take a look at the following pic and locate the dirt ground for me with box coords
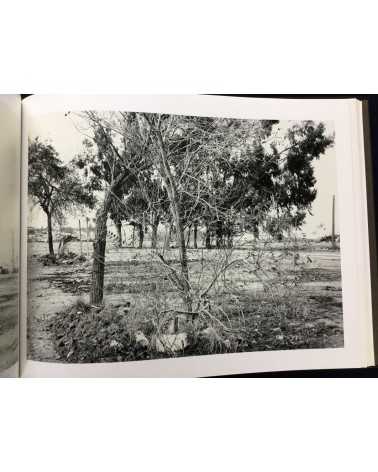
[27,240,344,362]
[0,274,18,373]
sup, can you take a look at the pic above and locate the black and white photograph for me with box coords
[0,96,20,376]
[2,6,378,472]
[26,108,343,364]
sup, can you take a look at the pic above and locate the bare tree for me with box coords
[73,111,334,312]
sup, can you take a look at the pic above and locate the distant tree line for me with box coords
[29,114,334,311]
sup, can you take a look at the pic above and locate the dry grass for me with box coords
[28,240,344,362]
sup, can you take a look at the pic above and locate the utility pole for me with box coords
[86,217,90,257]
[78,219,83,256]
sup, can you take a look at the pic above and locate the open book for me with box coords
[0,94,376,377]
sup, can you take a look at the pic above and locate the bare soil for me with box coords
[27,241,343,363]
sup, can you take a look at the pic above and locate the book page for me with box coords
[20,95,374,377]
[0,95,21,377]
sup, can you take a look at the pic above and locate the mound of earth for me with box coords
[50,302,154,363]
[37,252,87,266]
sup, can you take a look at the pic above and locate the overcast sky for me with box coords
[0,96,20,267]
[28,113,337,238]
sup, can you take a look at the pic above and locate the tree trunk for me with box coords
[216,220,223,248]
[186,224,192,248]
[138,223,144,249]
[90,171,128,306]
[164,223,172,250]
[131,225,135,248]
[226,221,234,248]
[46,211,54,257]
[143,212,147,233]
[90,192,112,306]
[193,222,198,249]
[115,221,122,248]
[205,224,211,249]
[58,236,70,257]
[78,219,83,256]
[172,209,192,312]
[152,125,192,312]
[86,217,90,257]
[240,210,245,232]
[151,214,160,249]
[227,233,233,248]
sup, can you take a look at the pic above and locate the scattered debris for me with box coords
[28,241,344,363]
[109,339,123,349]
[37,252,87,267]
[38,254,58,266]
[135,331,149,349]
[153,333,189,353]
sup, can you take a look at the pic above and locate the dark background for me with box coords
[21,94,378,377]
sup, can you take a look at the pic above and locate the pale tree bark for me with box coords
[171,208,192,312]
[115,221,122,248]
[186,224,192,248]
[131,225,135,247]
[164,223,172,250]
[147,120,192,313]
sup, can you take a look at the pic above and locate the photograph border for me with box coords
[20,95,373,377]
